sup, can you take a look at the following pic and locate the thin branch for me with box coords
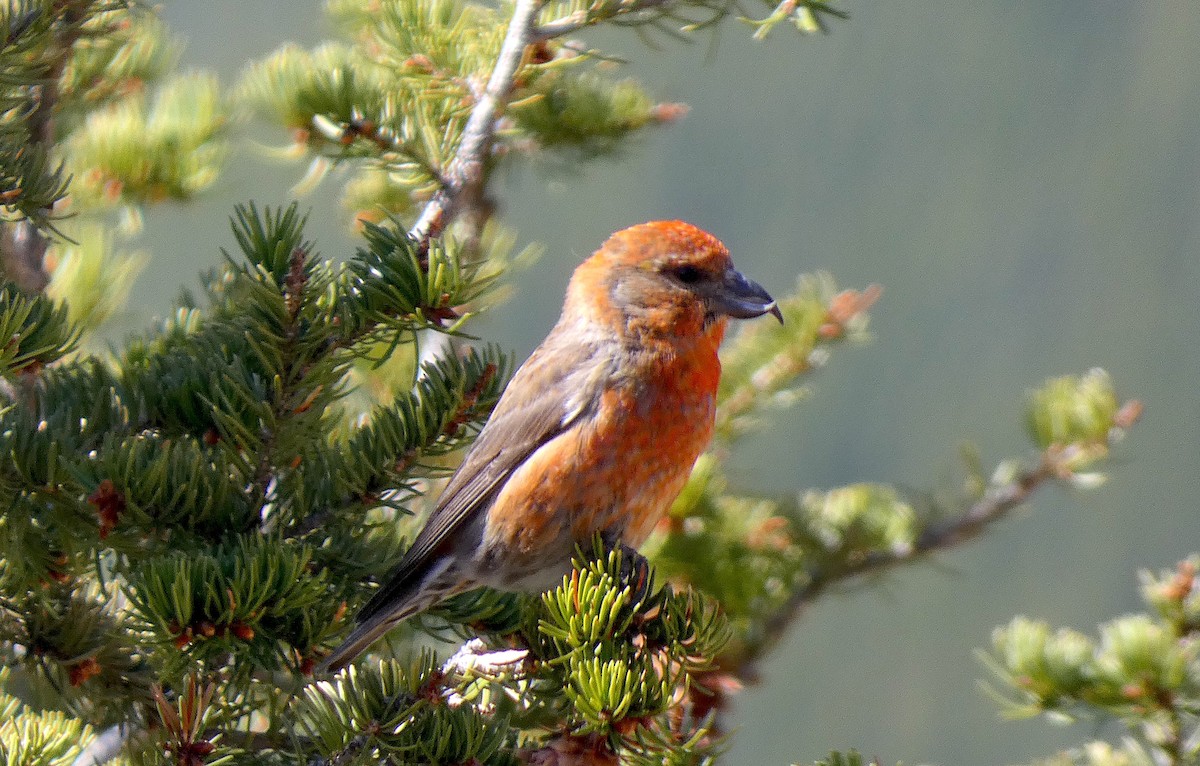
[736,457,1060,679]
[529,0,678,42]
[407,0,542,250]
[255,246,311,531]
[0,220,50,293]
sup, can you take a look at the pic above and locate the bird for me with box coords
[321,220,782,671]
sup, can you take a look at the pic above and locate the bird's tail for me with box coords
[319,556,474,673]
[317,601,422,673]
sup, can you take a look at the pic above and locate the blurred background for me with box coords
[122,1,1200,763]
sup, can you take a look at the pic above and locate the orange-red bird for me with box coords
[322,221,781,671]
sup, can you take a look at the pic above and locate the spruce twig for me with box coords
[736,435,1130,680]
[752,461,1052,662]
[530,0,676,42]
[407,0,542,250]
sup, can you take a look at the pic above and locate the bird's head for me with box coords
[564,221,782,342]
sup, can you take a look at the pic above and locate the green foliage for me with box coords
[0,138,68,230]
[240,0,670,221]
[1028,742,1156,766]
[2,583,151,728]
[654,284,1139,691]
[1009,368,1139,497]
[743,0,849,39]
[292,548,728,764]
[44,220,145,328]
[239,0,506,205]
[534,0,848,40]
[652,471,920,655]
[798,484,918,559]
[0,2,1152,766]
[340,346,508,502]
[983,558,1200,765]
[531,546,728,747]
[64,73,226,206]
[125,536,337,675]
[716,274,879,442]
[296,654,518,766]
[1027,369,1120,448]
[52,5,221,212]
[0,2,208,230]
[510,72,659,157]
[55,8,181,134]
[0,670,95,766]
[0,202,509,725]
[332,218,495,342]
[0,282,78,374]
[0,1,79,227]
[0,1,220,340]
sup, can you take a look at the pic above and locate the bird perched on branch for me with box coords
[321,220,781,671]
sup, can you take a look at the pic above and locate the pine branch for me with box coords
[746,460,1052,672]
[244,238,313,519]
[530,0,676,42]
[407,0,541,249]
[530,0,848,42]
[737,421,1139,680]
[982,558,1200,764]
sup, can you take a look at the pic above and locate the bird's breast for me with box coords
[480,339,720,577]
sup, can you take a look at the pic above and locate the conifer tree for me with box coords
[0,2,1164,766]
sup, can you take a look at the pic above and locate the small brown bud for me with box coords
[230,622,255,641]
[68,657,102,686]
[88,479,126,539]
[1121,682,1146,700]
[403,54,434,73]
[651,102,690,124]
[1114,399,1144,430]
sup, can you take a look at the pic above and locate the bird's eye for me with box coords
[672,264,705,284]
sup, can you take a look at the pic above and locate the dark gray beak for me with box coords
[712,268,784,323]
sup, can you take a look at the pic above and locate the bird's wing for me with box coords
[356,332,611,623]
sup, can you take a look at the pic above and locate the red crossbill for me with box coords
[321,221,781,671]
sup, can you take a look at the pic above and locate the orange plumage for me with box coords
[321,221,780,671]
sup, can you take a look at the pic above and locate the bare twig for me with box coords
[407,0,542,250]
[0,221,50,292]
[736,457,1060,679]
